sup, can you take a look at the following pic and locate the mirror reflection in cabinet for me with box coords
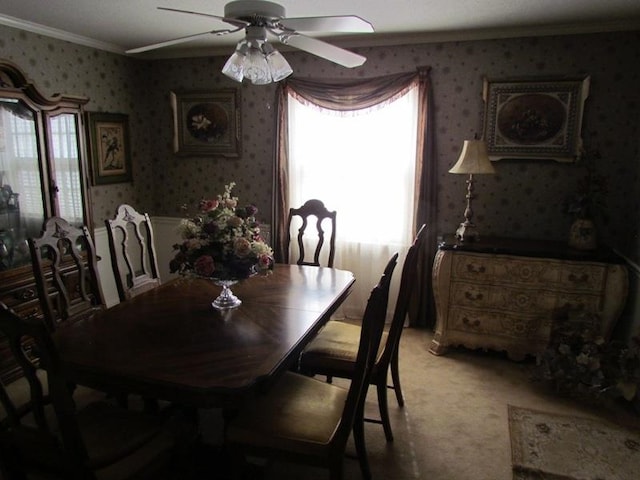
[0,59,93,384]
[0,61,91,275]
[0,97,44,270]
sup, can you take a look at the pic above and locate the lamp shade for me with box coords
[449,139,496,175]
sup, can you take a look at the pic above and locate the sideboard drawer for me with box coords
[449,307,551,340]
[452,254,559,286]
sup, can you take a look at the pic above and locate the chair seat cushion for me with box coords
[226,371,348,457]
[300,321,387,375]
[8,400,193,480]
[78,401,169,467]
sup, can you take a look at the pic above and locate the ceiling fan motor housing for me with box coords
[224,0,285,24]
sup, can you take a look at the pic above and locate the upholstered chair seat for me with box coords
[227,372,348,457]
[299,225,427,442]
[301,322,388,372]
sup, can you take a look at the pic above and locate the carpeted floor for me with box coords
[192,327,640,480]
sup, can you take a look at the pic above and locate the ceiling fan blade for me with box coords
[281,33,367,68]
[280,15,374,33]
[126,31,219,54]
[157,6,249,28]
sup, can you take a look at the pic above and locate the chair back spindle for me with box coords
[285,199,336,267]
[105,204,161,302]
[28,217,105,331]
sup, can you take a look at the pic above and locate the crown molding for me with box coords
[0,13,126,55]
[1,12,638,60]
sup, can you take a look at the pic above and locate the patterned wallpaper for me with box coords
[0,25,638,262]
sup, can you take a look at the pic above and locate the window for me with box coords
[1,104,44,224]
[49,114,84,225]
[287,85,419,317]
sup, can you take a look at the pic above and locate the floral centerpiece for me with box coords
[169,182,273,309]
[533,310,640,410]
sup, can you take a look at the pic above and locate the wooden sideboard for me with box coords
[429,236,628,360]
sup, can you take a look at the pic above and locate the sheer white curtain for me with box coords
[0,105,44,232]
[287,86,419,318]
[49,114,84,225]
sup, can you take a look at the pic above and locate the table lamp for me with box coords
[449,138,496,241]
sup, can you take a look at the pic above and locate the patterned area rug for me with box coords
[508,405,640,480]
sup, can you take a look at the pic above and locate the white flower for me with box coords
[177,219,199,238]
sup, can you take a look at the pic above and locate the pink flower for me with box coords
[194,255,215,277]
[258,253,272,270]
[199,199,219,212]
[227,216,243,228]
[233,238,251,257]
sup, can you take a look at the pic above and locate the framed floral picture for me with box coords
[86,112,132,185]
[482,76,590,162]
[170,89,241,157]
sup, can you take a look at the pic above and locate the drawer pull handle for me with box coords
[19,288,37,300]
[568,273,589,284]
[464,291,483,301]
[23,309,40,319]
[466,264,486,274]
[462,317,481,328]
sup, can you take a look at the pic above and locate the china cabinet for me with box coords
[0,59,93,383]
[430,236,628,360]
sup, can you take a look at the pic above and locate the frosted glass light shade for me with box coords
[222,33,292,85]
[266,49,293,82]
[222,42,248,82]
[243,43,271,85]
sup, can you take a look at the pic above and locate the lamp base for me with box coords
[455,221,479,242]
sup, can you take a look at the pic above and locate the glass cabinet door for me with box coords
[48,112,85,227]
[0,98,45,270]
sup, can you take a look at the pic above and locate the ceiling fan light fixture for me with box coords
[222,30,291,85]
[222,41,249,82]
[242,39,271,85]
[263,43,293,82]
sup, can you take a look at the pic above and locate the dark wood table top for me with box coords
[54,264,355,408]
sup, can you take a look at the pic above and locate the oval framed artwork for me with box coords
[482,76,590,162]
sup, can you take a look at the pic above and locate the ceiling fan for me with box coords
[126,1,374,84]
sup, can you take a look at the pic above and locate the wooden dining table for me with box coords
[54,264,355,409]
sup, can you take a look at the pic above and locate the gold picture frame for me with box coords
[482,76,590,162]
[170,89,241,157]
[86,112,132,185]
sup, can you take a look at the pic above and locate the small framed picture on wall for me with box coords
[482,76,590,162]
[86,112,132,185]
[170,89,241,157]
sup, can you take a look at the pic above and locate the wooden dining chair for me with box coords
[0,302,197,480]
[225,253,398,480]
[28,216,106,332]
[299,224,427,442]
[285,199,337,267]
[105,204,161,303]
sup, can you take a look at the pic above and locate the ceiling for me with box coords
[1,0,640,59]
